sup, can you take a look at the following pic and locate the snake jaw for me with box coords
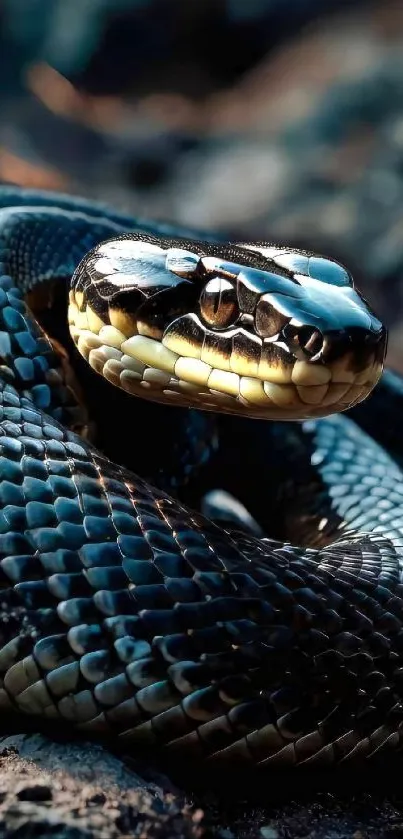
[69,235,386,420]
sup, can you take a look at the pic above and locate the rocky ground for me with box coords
[2,733,403,839]
[0,734,198,839]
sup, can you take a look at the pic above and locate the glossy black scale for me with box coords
[0,187,401,773]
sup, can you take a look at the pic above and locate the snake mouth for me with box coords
[68,296,385,421]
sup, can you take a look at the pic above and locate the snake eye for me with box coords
[200,277,238,329]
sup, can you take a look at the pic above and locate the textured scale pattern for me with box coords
[0,372,403,764]
[0,267,87,431]
[0,187,402,770]
[1,374,403,768]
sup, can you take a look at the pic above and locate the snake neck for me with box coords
[0,208,219,494]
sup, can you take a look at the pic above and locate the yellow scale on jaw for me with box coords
[68,281,380,421]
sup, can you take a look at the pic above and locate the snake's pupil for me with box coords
[200,277,238,329]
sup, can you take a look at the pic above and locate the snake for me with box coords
[0,184,402,773]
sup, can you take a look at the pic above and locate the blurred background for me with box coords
[0,0,402,369]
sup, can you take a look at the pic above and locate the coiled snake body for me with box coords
[0,185,401,770]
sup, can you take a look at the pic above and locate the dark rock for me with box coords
[16,784,53,802]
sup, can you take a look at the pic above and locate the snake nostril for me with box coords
[296,326,324,359]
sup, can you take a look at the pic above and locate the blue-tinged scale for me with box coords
[1,554,40,583]
[80,650,112,684]
[0,512,10,534]
[122,557,161,585]
[14,331,38,355]
[34,635,73,670]
[0,458,22,482]
[28,527,63,553]
[64,442,87,458]
[49,572,91,600]
[0,481,25,506]
[2,389,20,407]
[57,522,87,550]
[114,638,151,664]
[74,475,104,496]
[79,542,122,568]
[0,276,15,291]
[175,530,208,549]
[67,624,105,655]
[106,495,135,514]
[144,530,179,554]
[103,477,128,495]
[15,580,56,609]
[48,475,78,498]
[117,534,153,559]
[54,497,82,524]
[26,501,57,529]
[165,248,200,277]
[6,295,25,311]
[20,438,45,457]
[21,408,41,424]
[239,267,304,299]
[4,406,27,424]
[194,571,232,595]
[93,588,134,616]
[32,355,49,374]
[47,460,75,477]
[83,515,115,541]
[57,597,99,626]
[165,577,202,603]
[154,553,191,577]
[22,424,42,440]
[131,583,173,610]
[3,506,26,529]
[77,462,99,480]
[272,251,309,275]
[21,458,48,480]
[2,307,26,331]
[40,549,82,574]
[111,511,140,535]
[140,609,178,636]
[30,384,51,409]
[80,494,109,517]
[45,440,66,457]
[104,615,143,640]
[2,420,22,437]
[126,657,158,688]
[85,565,127,590]
[43,424,65,441]
[0,330,11,356]
[308,256,351,286]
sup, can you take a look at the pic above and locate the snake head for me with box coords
[69,234,386,420]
